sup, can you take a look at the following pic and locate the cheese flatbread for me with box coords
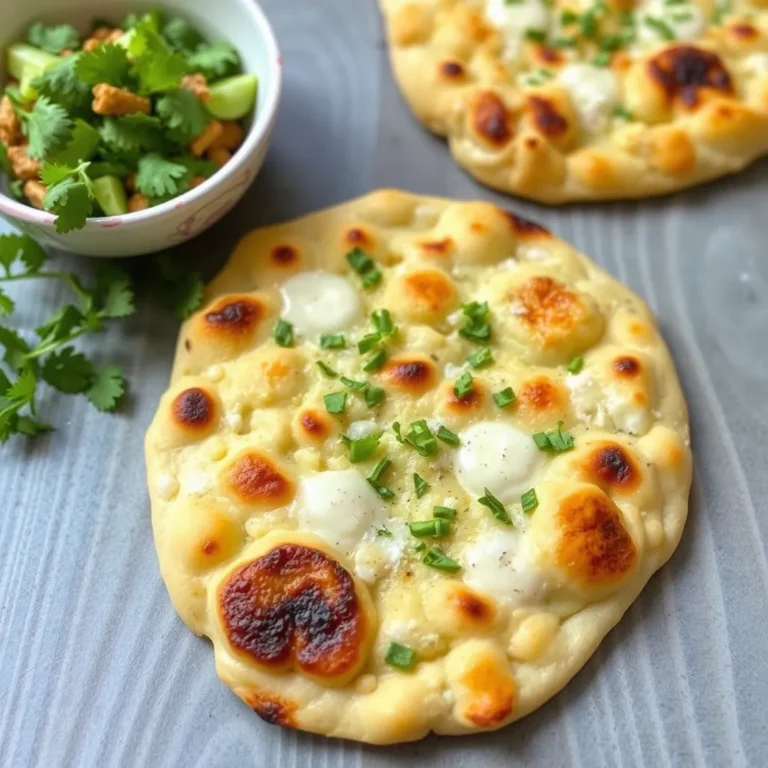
[145,191,692,744]
[379,0,768,202]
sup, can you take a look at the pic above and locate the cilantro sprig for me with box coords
[0,233,205,441]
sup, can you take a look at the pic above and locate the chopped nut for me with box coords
[208,147,231,169]
[189,120,223,157]
[127,192,149,212]
[0,96,21,146]
[181,73,210,103]
[23,180,47,209]
[8,145,41,180]
[83,38,101,52]
[125,173,136,192]
[189,175,207,189]
[211,120,245,151]
[92,84,151,116]
[105,29,124,44]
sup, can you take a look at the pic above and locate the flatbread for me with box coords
[145,190,692,744]
[379,0,768,202]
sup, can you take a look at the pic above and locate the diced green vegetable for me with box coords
[206,73,258,120]
[92,175,128,216]
[6,43,60,82]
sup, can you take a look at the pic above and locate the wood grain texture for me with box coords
[1,1,767,765]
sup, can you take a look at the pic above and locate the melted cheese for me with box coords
[281,271,362,337]
[463,530,545,604]
[456,421,543,503]
[293,469,387,552]
[486,0,549,60]
[354,519,410,583]
[558,64,618,134]
[635,0,705,44]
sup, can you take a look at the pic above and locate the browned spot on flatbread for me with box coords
[648,46,733,109]
[245,690,297,727]
[219,544,369,680]
[528,96,569,138]
[612,356,641,377]
[472,92,513,146]
[224,451,295,508]
[503,210,550,238]
[171,387,218,430]
[583,442,642,495]
[382,356,438,395]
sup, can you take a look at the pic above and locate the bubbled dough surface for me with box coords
[145,190,692,744]
[379,0,768,202]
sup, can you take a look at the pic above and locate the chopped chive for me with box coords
[414,541,426,552]
[274,319,294,347]
[372,308,394,335]
[368,457,391,483]
[560,9,579,23]
[341,431,383,462]
[403,420,438,456]
[320,333,346,349]
[643,15,676,39]
[414,473,429,498]
[358,332,382,354]
[316,361,338,378]
[467,347,494,369]
[347,247,383,290]
[532,421,575,452]
[459,301,491,344]
[592,51,612,67]
[599,34,623,51]
[409,519,450,538]
[567,355,584,374]
[385,642,416,670]
[613,105,634,120]
[433,506,457,520]
[422,547,461,573]
[340,376,368,391]
[368,458,394,500]
[478,487,512,524]
[493,387,516,408]
[521,488,539,514]
[362,348,387,372]
[364,385,385,407]
[454,371,474,399]
[524,28,548,43]
[393,421,404,442]
[437,425,460,446]
[323,391,347,415]
[579,9,599,38]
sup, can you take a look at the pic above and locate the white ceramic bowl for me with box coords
[0,0,281,256]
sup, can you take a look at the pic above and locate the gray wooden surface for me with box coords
[2,1,768,766]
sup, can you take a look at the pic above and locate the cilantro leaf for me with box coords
[169,273,204,320]
[135,153,188,197]
[0,288,14,317]
[87,364,125,411]
[27,21,80,54]
[42,346,95,393]
[187,42,240,81]
[100,114,167,159]
[0,327,31,371]
[14,415,52,437]
[74,44,131,87]
[31,56,92,115]
[174,155,216,178]
[101,276,136,318]
[43,177,94,234]
[40,162,78,187]
[50,119,101,167]
[0,233,47,276]
[20,97,72,160]
[129,18,189,94]
[87,161,132,179]
[156,88,210,144]
[162,17,205,53]
[36,304,85,345]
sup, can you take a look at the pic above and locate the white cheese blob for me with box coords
[294,469,387,552]
[635,0,704,44]
[347,420,379,439]
[605,388,650,436]
[280,271,362,337]
[456,421,543,503]
[353,519,410,583]
[486,0,549,61]
[743,53,768,77]
[463,530,545,604]
[558,64,618,134]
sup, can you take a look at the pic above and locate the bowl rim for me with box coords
[0,0,282,231]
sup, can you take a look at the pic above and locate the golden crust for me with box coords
[145,191,691,743]
[379,0,768,202]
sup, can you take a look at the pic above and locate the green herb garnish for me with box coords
[521,488,539,514]
[341,431,383,462]
[493,387,516,408]
[385,642,416,670]
[567,356,584,374]
[478,487,512,524]
[402,419,438,456]
[274,319,294,347]
[453,371,474,399]
[320,333,346,349]
[433,506,457,520]
[323,391,347,415]
[346,247,382,289]
[362,348,387,372]
[532,421,575,452]
[643,15,676,39]
[467,347,494,369]
[316,361,338,378]
[367,457,394,500]
[459,301,491,343]
[409,519,451,538]
[436,425,460,446]
[414,473,429,498]
[422,547,461,573]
